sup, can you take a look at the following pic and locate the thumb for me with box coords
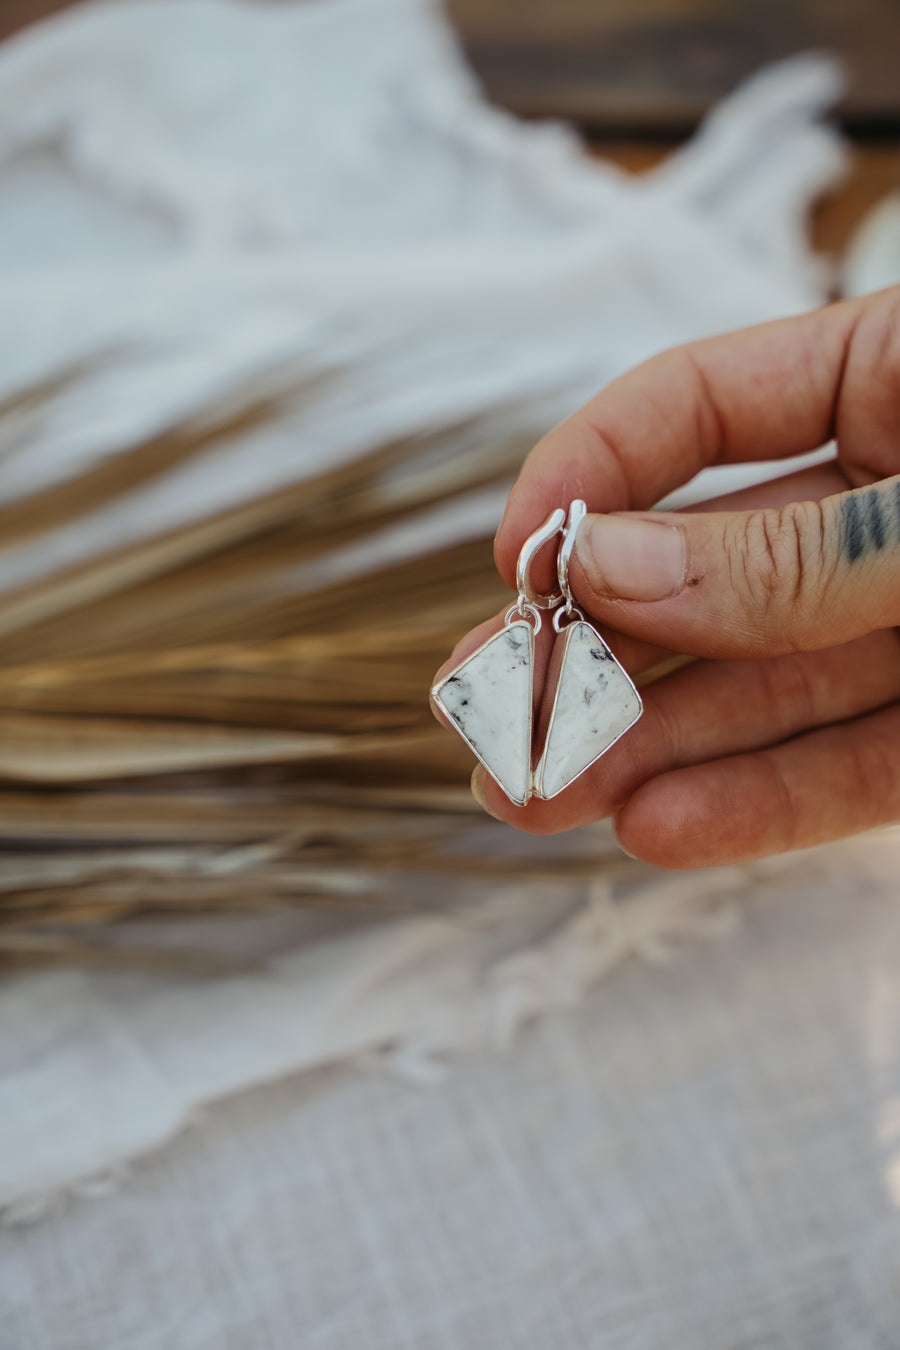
[569,476,900,658]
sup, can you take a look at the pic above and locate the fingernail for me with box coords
[575,514,687,601]
[471,765,503,820]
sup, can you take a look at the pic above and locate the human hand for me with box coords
[433,286,900,867]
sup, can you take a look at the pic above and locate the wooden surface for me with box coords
[5,1,900,129]
[0,0,71,42]
[449,0,900,132]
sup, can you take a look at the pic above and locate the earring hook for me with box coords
[515,507,566,610]
[557,499,587,614]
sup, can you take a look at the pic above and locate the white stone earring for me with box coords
[431,507,565,806]
[531,500,643,801]
[433,500,642,806]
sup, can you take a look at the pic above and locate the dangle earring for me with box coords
[531,500,643,801]
[430,508,565,806]
[433,500,643,806]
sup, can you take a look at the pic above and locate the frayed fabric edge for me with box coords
[1,870,745,1227]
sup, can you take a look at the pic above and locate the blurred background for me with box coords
[5,0,900,230]
[2,2,900,1347]
[0,0,895,964]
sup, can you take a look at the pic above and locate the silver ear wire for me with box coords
[515,507,565,610]
[556,498,587,616]
[433,498,641,806]
[530,497,642,801]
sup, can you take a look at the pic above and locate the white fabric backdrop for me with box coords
[4,830,900,1348]
[1,12,896,1338]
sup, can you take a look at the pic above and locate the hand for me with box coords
[433,286,900,867]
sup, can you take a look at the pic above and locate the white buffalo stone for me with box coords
[432,621,533,805]
[533,620,641,800]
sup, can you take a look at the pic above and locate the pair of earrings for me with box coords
[432,500,642,806]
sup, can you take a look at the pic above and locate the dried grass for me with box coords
[0,365,629,965]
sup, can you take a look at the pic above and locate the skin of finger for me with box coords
[834,286,900,485]
[503,457,851,632]
[682,462,847,513]
[569,468,900,660]
[494,293,870,592]
[471,626,900,833]
[439,460,855,810]
[458,289,900,848]
[437,462,849,715]
[615,699,900,868]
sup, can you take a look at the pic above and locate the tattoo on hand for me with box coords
[839,482,900,564]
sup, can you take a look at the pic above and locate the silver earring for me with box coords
[431,508,565,806]
[531,500,643,801]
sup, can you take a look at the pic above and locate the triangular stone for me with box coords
[533,620,641,800]
[432,622,534,806]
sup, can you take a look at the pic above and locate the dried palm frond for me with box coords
[0,358,641,965]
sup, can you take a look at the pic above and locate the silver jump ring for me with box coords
[505,601,542,634]
[552,603,584,633]
[515,507,566,609]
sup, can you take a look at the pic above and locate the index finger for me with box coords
[494,292,868,590]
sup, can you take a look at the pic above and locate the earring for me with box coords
[430,508,564,806]
[531,500,643,801]
[433,501,643,807]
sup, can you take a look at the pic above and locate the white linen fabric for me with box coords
[0,0,883,1256]
[1,833,758,1219]
[4,831,900,1348]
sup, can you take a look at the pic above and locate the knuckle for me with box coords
[758,751,800,853]
[757,649,819,734]
[641,695,685,770]
[863,287,900,384]
[728,501,830,649]
[845,722,897,820]
[841,289,900,459]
